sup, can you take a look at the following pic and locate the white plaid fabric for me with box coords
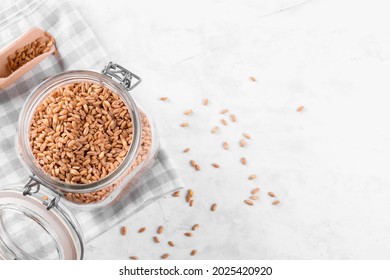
[0,0,182,251]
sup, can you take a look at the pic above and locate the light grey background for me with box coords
[69,0,390,259]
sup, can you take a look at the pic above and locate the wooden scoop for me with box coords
[0,27,56,90]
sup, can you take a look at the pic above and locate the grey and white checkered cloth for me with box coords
[0,0,181,245]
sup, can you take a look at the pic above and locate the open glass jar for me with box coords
[0,62,158,259]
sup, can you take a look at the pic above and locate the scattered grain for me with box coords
[157,226,164,234]
[121,226,127,236]
[211,126,219,134]
[240,139,247,147]
[211,203,217,212]
[250,195,259,200]
[268,192,275,197]
[297,105,304,112]
[220,109,229,114]
[272,200,280,205]
[160,97,168,101]
[244,199,254,206]
[211,163,220,168]
[172,191,180,197]
[186,189,194,203]
[161,253,169,259]
[129,256,138,260]
[184,232,193,237]
[168,241,175,247]
[248,174,257,180]
[190,249,197,256]
[184,109,193,115]
[153,236,160,243]
[202,99,209,106]
[183,148,190,153]
[192,224,200,231]
[251,188,260,195]
[223,142,229,150]
[249,76,256,82]
[180,122,189,127]
[241,157,247,165]
[221,119,227,126]
[243,132,251,139]
[138,227,146,233]
[230,114,237,122]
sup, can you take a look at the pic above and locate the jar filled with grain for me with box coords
[17,62,158,209]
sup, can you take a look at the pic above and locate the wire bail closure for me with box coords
[102,62,142,91]
[23,175,61,210]
[23,177,40,196]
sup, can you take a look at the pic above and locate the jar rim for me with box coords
[17,70,142,193]
[0,183,84,260]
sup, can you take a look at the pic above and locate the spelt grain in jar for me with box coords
[17,62,158,209]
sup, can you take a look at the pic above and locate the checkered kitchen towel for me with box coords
[0,0,181,243]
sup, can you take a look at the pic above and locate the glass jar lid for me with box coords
[0,180,84,260]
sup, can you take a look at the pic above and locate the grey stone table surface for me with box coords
[69,0,390,259]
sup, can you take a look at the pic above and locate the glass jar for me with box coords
[17,62,158,209]
[0,62,158,259]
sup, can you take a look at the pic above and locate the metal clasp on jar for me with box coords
[23,176,61,210]
[102,62,142,91]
